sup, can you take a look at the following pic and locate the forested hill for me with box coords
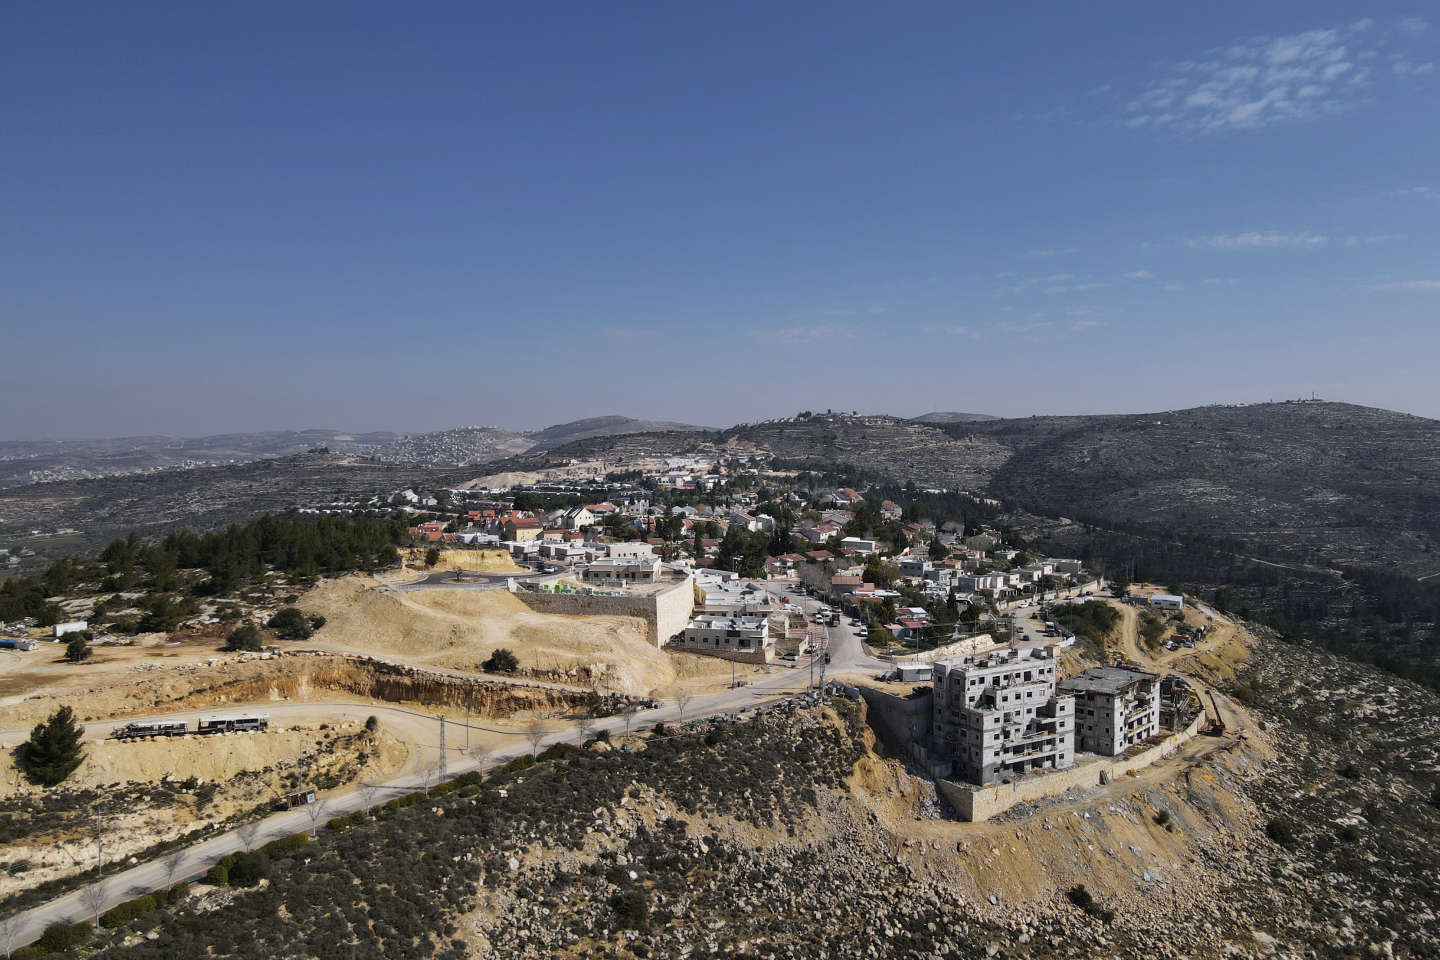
[955,402,1440,576]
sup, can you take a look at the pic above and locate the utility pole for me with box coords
[437,715,447,781]
[465,704,471,754]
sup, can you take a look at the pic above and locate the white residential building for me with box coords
[931,647,1074,785]
[679,615,772,656]
[1059,667,1162,755]
[581,557,661,584]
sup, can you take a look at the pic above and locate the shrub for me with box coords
[267,607,312,640]
[1066,884,1114,923]
[35,921,90,953]
[482,648,519,673]
[365,715,379,733]
[227,851,270,887]
[224,623,264,652]
[260,833,310,859]
[611,887,649,931]
[206,861,229,886]
[1154,809,1171,826]
[101,893,159,928]
[1266,818,1296,848]
[1338,824,1362,843]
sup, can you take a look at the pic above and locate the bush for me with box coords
[35,922,90,953]
[482,648,519,673]
[365,714,379,733]
[1338,824,1362,843]
[611,887,650,931]
[1154,809,1171,826]
[206,861,229,886]
[166,881,191,903]
[224,623,264,652]
[1266,818,1296,848]
[267,607,313,641]
[226,851,270,887]
[101,893,159,928]
[1066,884,1114,923]
[259,833,310,859]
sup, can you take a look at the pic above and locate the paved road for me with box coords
[4,659,816,948]
[748,578,887,675]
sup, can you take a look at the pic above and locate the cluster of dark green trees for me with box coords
[0,514,406,630]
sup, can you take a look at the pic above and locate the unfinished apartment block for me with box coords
[931,647,1074,785]
[1059,666,1161,755]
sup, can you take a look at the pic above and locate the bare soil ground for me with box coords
[298,576,733,695]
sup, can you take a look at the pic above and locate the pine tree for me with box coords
[17,706,87,786]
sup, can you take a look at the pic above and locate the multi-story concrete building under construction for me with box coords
[1059,666,1161,756]
[931,647,1074,785]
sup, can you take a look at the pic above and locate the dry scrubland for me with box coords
[301,576,731,694]
[0,720,405,902]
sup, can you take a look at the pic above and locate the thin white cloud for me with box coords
[1045,273,1075,283]
[1397,17,1429,36]
[1122,19,1430,134]
[1088,83,1113,96]
[1124,270,1154,280]
[1345,233,1406,246]
[1070,319,1108,331]
[1204,276,1241,286]
[1392,59,1435,76]
[1188,232,1328,249]
[757,324,855,343]
[1372,280,1440,289]
[1163,282,1185,292]
[1022,248,1077,259]
[995,271,1017,279]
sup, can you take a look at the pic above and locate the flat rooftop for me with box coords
[1059,666,1158,695]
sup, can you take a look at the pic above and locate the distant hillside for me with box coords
[0,430,400,489]
[954,401,1440,575]
[368,427,534,466]
[910,411,997,424]
[524,415,709,450]
[0,452,473,562]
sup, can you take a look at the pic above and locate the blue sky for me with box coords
[3,2,1437,437]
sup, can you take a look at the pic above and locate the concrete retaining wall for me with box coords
[936,712,1207,821]
[515,576,695,649]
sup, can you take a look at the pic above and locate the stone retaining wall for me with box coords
[514,576,695,649]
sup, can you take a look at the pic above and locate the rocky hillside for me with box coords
[70,640,1440,958]
[965,401,1440,576]
[524,416,709,450]
[910,411,997,424]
